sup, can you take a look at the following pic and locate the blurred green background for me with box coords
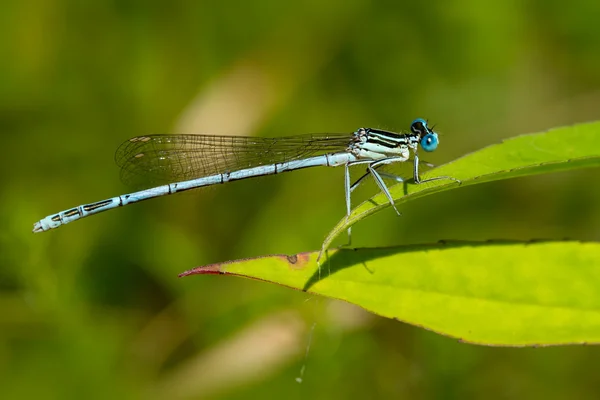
[2,0,600,399]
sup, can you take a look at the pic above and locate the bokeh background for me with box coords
[2,1,600,399]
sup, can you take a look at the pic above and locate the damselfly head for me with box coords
[411,118,439,152]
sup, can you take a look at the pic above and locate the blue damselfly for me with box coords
[33,119,459,237]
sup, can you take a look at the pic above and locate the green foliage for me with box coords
[183,241,600,346]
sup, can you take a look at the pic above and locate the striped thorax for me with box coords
[350,127,416,161]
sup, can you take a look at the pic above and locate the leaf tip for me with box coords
[178,263,226,278]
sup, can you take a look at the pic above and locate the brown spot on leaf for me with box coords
[278,252,310,270]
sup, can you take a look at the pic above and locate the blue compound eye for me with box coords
[420,133,439,152]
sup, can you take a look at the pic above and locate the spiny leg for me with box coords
[341,159,382,246]
[344,163,352,245]
[345,165,381,246]
[413,154,461,184]
[350,169,404,193]
[322,157,408,264]
[368,163,402,216]
[345,161,407,245]
[318,161,372,265]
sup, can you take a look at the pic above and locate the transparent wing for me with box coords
[115,133,353,188]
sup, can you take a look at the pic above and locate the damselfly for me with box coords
[33,118,460,237]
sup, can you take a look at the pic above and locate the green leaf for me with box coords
[181,241,600,346]
[321,121,600,253]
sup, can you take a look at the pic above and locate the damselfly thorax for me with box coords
[350,127,413,161]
